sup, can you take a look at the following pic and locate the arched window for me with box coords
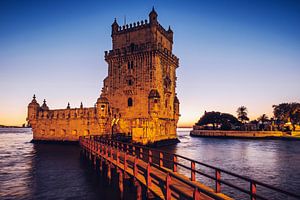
[128,98,133,107]
[128,79,132,86]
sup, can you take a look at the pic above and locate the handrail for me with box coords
[81,136,300,199]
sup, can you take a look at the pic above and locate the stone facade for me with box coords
[27,8,180,144]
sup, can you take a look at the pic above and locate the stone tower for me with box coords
[101,8,180,144]
[27,8,180,145]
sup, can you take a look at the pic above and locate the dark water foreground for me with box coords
[0,128,300,199]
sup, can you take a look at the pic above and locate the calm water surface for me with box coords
[0,128,299,199]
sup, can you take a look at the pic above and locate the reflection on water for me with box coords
[0,128,300,199]
[0,128,127,200]
[160,128,300,199]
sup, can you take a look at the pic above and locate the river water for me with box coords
[0,128,299,199]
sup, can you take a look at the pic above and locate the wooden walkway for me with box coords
[79,136,300,200]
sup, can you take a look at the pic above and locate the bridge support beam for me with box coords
[99,157,103,172]
[107,163,111,184]
[118,170,124,199]
[134,179,142,200]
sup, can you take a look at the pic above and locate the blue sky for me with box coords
[0,0,299,126]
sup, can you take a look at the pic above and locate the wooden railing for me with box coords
[80,136,300,200]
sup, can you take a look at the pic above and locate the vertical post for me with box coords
[133,146,136,156]
[93,155,96,169]
[99,157,103,172]
[191,161,196,181]
[173,155,177,172]
[159,152,163,167]
[119,171,124,199]
[134,180,142,200]
[126,144,129,154]
[124,152,127,171]
[193,187,200,200]
[215,169,221,193]
[106,145,108,157]
[140,148,143,159]
[166,173,172,200]
[134,158,138,177]
[250,181,257,200]
[149,150,152,163]
[117,149,120,164]
[147,163,152,187]
[111,146,114,160]
[107,164,111,184]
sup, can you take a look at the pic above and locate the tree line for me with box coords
[195,103,300,131]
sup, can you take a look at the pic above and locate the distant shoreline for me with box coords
[0,125,29,128]
[190,129,300,140]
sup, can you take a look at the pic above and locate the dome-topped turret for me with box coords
[111,18,119,34]
[41,99,49,111]
[148,89,160,99]
[29,94,40,107]
[149,7,158,25]
[97,95,109,104]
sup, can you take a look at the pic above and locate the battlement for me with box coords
[115,19,149,34]
[105,42,179,65]
[36,107,97,120]
[113,19,173,43]
[111,8,173,51]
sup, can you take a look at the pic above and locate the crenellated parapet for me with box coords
[105,42,179,66]
[111,7,174,52]
[114,19,149,34]
[37,107,97,120]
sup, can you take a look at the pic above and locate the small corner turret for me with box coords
[111,18,119,35]
[149,6,158,25]
[27,94,40,121]
[41,99,49,111]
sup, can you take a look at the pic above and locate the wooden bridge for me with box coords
[79,136,300,200]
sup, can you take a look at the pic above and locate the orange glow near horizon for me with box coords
[0,100,274,127]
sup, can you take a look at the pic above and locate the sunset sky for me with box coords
[0,0,299,126]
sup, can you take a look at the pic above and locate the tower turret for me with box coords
[27,94,40,121]
[96,95,109,118]
[174,95,180,119]
[149,7,158,25]
[41,99,49,111]
[111,18,119,35]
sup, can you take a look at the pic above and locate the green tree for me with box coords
[258,114,269,124]
[237,106,249,123]
[196,111,221,130]
[273,103,300,131]
[196,111,241,130]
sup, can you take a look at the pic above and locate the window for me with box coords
[128,79,133,86]
[130,43,135,52]
[128,98,133,107]
[128,61,133,70]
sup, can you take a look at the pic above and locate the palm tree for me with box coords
[237,106,249,124]
[258,114,269,131]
